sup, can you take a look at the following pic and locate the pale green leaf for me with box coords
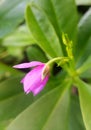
[3,26,35,47]
[75,0,91,5]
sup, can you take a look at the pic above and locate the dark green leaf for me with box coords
[80,69,91,79]
[75,8,91,64]
[0,62,22,76]
[31,0,78,53]
[26,45,48,62]
[0,0,30,38]
[77,55,91,74]
[26,5,63,58]
[7,79,71,130]
[0,76,23,100]
[69,94,85,130]
[0,93,33,122]
[76,78,91,130]
[0,76,33,122]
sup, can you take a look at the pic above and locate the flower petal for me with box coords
[13,61,44,69]
[32,75,49,96]
[22,66,44,93]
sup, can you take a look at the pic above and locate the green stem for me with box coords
[45,57,69,66]
[44,57,70,77]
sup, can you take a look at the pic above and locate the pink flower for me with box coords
[13,61,50,96]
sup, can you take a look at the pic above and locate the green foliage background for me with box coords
[0,0,91,130]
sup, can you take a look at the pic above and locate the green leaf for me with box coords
[26,5,63,58]
[0,120,11,130]
[3,26,35,47]
[0,62,22,76]
[0,76,23,100]
[34,74,68,100]
[0,76,33,122]
[7,79,71,130]
[77,55,91,74]
[76,78,91,130]
[0,93,33,122]
[75,8,91,63]
[80,69,91,79]
[31,0,78,51]
[0,0,30,38]
[26,45,48,62]
[75,0,91,5]
[6,46,23,58]
[78,38,91,67]
[69,95,85,130]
